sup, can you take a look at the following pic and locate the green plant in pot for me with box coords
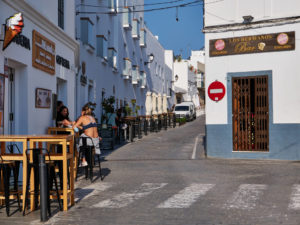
[124,104,133,116]
[130,99,140,117]
[101,96,115,126]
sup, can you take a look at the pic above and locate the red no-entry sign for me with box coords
[208,81,226,102]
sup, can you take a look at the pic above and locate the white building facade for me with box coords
[204,0,300,159]
[0,0,79,135]
[173,58,200,111]
[76,0,174,122]
[190,50,205,112]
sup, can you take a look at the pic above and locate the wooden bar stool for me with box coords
[23,148,62,216]
[76,137,103,182]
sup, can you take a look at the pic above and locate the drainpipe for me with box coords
[75,65,81,117]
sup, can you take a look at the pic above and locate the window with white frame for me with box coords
[140,29,146,47]
[140,71,146,88]
[108,47,118,69]
[96,35,108,60]
[132,65,139,84]
[123,7,132,29]
[81,18,94,48]
[108,0,117,13]
[122,58,132,78]
[132,19,140,39]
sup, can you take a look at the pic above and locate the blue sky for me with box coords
[144,0,204,59]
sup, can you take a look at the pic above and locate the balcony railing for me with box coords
[132,65,140,84]
[123,7,132,29]
[122,58,132,79]
[197,79,205,88]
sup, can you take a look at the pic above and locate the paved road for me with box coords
[2,115,300,225]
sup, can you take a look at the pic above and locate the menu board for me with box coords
[32,30,55,74]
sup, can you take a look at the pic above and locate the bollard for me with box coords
[129,123,133,142]
[144,119,148,136]
[39,154,48,222]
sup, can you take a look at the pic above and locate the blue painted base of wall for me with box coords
[206,124,300,160]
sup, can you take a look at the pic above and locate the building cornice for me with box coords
[203,15,300,33]
[4,0,79,66]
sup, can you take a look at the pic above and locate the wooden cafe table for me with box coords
[0,134,75,212]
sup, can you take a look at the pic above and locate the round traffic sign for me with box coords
[208,81,226,102]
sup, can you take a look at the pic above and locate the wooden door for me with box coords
[232,76,269,151]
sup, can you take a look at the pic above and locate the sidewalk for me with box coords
[0,117,206,224]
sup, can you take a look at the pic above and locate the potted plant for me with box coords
[101,96,115,127]
[176,117,186,126]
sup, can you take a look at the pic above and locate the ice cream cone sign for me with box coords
[2,13,24,51]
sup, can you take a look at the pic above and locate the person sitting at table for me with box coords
[73,104,102,166]
[56,105,74,127]
[56,100,64,116]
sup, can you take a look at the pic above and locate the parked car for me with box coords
[173,102,194,121]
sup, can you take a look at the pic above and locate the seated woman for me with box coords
[73,104,102,166]
[56,105,74,127]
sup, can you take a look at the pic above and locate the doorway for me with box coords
[56,78,67,105]
[7,67,15,135]
[232,76,269,151]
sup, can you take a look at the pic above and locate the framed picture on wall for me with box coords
[36,88,52,108]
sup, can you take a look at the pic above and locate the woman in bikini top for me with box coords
[73,105,102,158]
[74,105,99,138]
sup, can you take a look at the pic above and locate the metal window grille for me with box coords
[232,76,269,152]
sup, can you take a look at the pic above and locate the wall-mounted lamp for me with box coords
[175,74,178,81]
[144,53,154,65]
[243,15,254,24]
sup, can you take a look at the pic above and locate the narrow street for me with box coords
[2,115,300,225]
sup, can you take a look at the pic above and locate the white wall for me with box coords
[174,61,188,92]
[24,0,75,38]
[205,23,300,125]
[190,50,205,65]
[0,0,78,134]
[76,0,172,118]
[205,0,300,27]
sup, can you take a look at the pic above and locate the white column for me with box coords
[145,91,152,116]
[162,94,168,113]
[157,93,162,114]
[152,93,157,115]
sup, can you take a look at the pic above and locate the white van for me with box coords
[173,102,194,121]
[182,101,196,120]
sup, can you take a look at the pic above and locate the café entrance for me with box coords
[232,76,269,152]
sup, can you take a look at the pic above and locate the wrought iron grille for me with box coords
[232,76,269,151]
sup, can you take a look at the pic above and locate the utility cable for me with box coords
[76,0,202,15]
[76,0,186,9]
